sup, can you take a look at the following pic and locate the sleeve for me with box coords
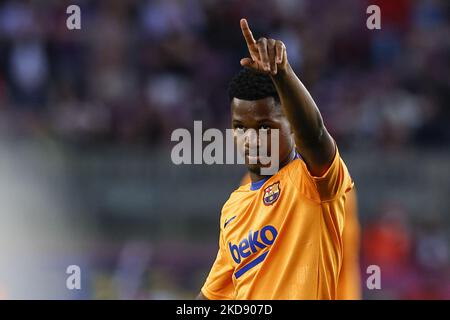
[200,228,235,300]
[293,145,353,202]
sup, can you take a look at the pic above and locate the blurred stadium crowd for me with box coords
[1,0,449,147]
[0,0,449,299]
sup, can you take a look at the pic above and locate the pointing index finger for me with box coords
[240,19,256,46]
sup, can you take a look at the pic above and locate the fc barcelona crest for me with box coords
[263,182,281,206]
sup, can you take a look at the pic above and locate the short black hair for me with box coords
[228,68,280,103]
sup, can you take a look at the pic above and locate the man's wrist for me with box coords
[271,62,292,81]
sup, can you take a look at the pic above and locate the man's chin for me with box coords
[245,162,273,175]
[245,163,261,174]
[245,156,263,168]
[245,154,260,164]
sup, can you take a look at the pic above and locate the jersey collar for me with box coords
[249,151,301,191]
[250,177,269,191]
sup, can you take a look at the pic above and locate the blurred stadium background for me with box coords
[0,0,449,299]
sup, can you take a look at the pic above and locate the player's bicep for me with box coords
[295,128,336,178]
[290,144,351,202]
[308,145,352,201]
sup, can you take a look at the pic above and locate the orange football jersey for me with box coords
[201,148,353,299]
[237,171,361,300]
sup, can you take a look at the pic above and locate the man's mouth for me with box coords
[246,155,259,164]
[245,148,267,164]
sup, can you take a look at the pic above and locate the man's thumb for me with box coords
[240,57,256,68]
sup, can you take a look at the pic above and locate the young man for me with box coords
[198,19,354,299]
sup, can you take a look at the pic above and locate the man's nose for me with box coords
[244,129,259,148]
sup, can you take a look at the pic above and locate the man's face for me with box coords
[231,97,294,175]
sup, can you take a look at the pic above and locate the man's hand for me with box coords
[239,18,335,177]
[240,19,287,76]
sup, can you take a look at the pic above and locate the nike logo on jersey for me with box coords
[224,216,237,228]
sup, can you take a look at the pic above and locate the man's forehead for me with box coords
[231,97,280,118]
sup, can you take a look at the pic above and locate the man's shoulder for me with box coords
[223,184,252,208]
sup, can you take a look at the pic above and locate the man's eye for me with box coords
[234,126,245,133]
[260,125,270,131]
[234,128,245,137]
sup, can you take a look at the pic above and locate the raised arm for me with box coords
[239,19,335,177]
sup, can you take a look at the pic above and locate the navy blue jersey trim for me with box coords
[250,178,269,191]
[234,251,269,279]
